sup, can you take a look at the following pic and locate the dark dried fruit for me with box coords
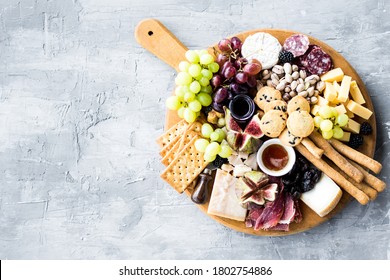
[282,153,322,197]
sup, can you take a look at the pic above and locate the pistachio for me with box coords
[292,64,299,72]
[272,65,284,75]
[298,90,308,97]
[292,71,299,80]
[299,70,307,79]
[283,63,292,75]
[296,83,304,93]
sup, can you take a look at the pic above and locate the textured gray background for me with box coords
[0,0,389,260]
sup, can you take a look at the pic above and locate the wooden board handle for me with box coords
[135,19,188,71]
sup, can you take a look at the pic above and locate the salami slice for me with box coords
[283,34,310,57]
[294,44,320,69]
[306,47,333,75]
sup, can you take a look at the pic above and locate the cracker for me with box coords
[160,136,208,193]
[161,130,198,166]
[156,119,188,148]
[159,135,180,157]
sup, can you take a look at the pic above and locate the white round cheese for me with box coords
[241,32,282,69]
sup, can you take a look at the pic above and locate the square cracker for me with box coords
[159,135,180,157]
[156,119,187,148]
[160,135,208,193]
[161,130,198,166]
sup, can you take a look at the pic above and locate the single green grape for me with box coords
[200,53,214,65]
[200,85,213,94]
[214,128,226,142]
[189,80,201,93]
[199,77,210,87]
[197,92,212,106]
[332,126,344,139]
[188,100,202,112]
[331,107,339,118]
[322,130,334,140]
[336,114,349,127]
[319,105,333,119]
[217,118,226,127]
[209,131,220,142]
[194,138,210,153]
[205,142,221,156]
[176,72,192,85]
[201,123,214,138]
[185,50,199,63]
[183,108,197,123]
[320,119,333,132]
[208,62,220,73]
[177,106,185,118]
[178,61,190,72]
[184,91,196,102]
[313,116,323,128]
[188,64,202,78]
[201,69,213,80]
[218,145,232,158]
[166,96,181,110]
[204,152,216,163]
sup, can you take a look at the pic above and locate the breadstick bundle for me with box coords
[295,130,386,206]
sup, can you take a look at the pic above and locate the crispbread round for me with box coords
[254,86,282,111]
[264,99,287,113]
[287,96,310,114]
[260,110,287,137]
[286,111,314,137]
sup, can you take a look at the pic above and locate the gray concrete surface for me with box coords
[0,0,389,260]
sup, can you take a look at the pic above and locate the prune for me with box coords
[281,152,322,197]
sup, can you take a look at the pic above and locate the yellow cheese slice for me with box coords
[311,104,320,116]
[337,75,352,103]
[346,100,372,120]
[207,169,247,221]
[324,82,337,102]
[337,131,351,142]
[333,80,341,93]
[344,118,361,134]
[321,68,344,82]
[317,96,329,106]
[334,104,347,115]
[350,81,365,105]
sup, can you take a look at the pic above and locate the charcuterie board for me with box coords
[135,18,377,236]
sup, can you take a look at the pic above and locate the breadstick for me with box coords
[332,165,378,200]
[309,131,364,183]
[348,160,386,192]
[301,138,324,159]
[328,139,382,174]
[296,144,369,205]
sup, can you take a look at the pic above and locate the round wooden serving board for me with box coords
[135,19,377,236]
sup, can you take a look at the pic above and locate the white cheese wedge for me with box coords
[300,173,342,217]
[321,68,344,82]
[334,104,347,115]
[207,169,247,221]
[317,96,329,106]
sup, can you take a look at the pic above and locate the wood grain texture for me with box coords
[0,0,389,260]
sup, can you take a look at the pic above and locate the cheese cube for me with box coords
[311,104,320,116]
[350,81,365,105]
[321,68,344,82]
[337,75,352,103]
[334,105,347,115]
[344,118,361,134]
[324,82,337,102]
[317,96,329,106]
[333,81,341,93]
[346,100,372,120]
[337,131,351,142]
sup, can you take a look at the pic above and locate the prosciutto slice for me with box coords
[279,193,296,224]
[254,191,285,230]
